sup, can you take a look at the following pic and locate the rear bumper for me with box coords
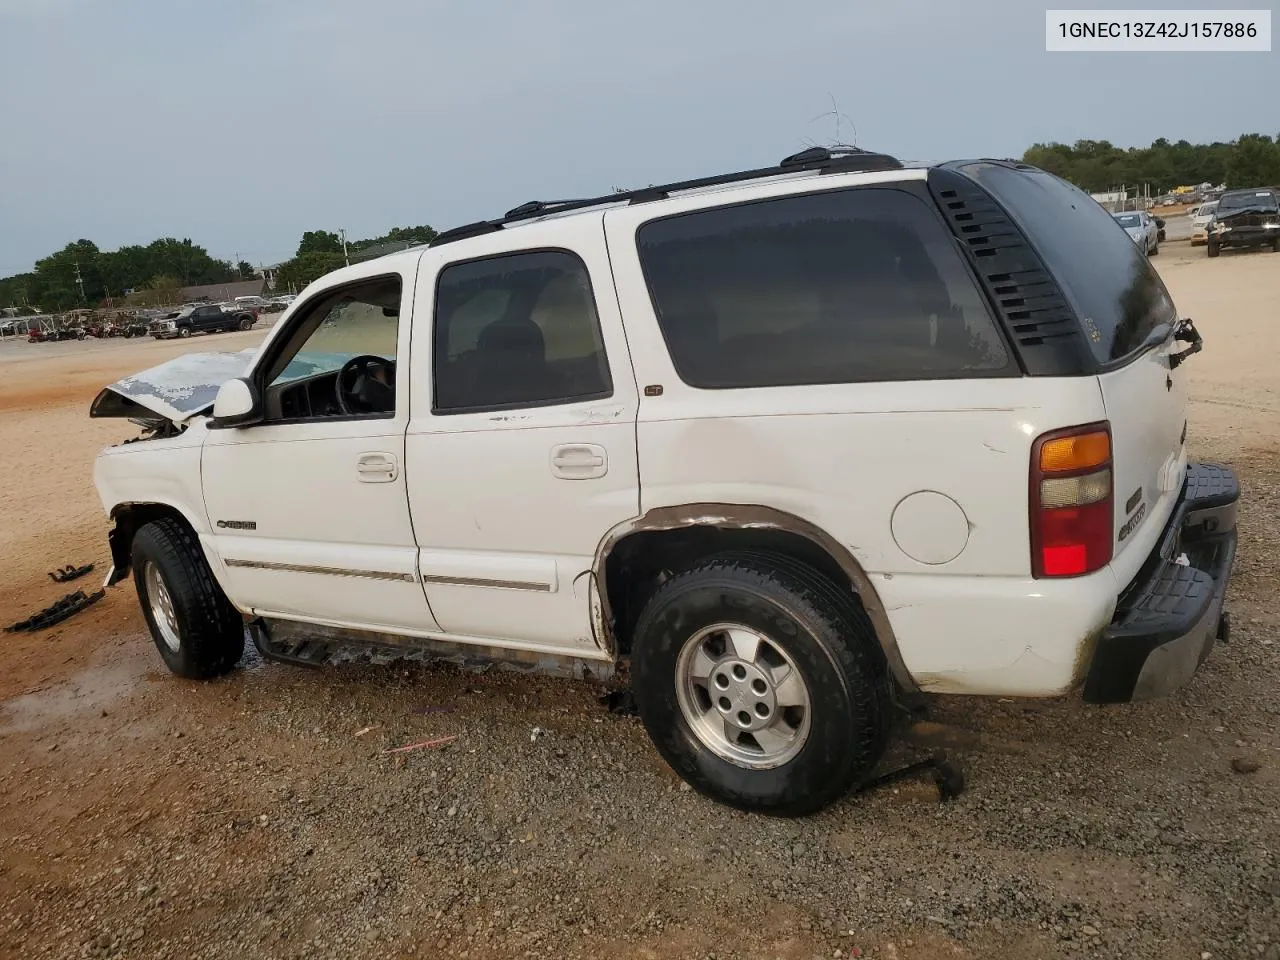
[1082,462,1239,703]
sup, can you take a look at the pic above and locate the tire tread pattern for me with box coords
[631,551,891,816]
[132,518,244,679]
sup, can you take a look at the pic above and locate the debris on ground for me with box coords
[5,589,105,632]
[599,688,638,715]
[1231,756,1261,774]
[48,563,95,583]
[380,735,457,755]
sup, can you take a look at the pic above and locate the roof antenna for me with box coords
[808,93,858,149]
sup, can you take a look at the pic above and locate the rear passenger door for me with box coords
[404,215,640,658]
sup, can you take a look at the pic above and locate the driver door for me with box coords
[201,269,440,634]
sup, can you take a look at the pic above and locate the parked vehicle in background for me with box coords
[91,148,1236,816]
[1206,188,1280,258]
[1190,200,1218,246]
[152,303,257,339]
[1112,210,1159,255]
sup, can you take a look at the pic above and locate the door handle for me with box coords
[550,444,608,479]
[356,452,398,483]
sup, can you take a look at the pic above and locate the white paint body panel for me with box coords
[90,164,1190,698]
[404,215,640,653]
[200,262,440,633]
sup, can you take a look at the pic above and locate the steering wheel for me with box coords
[335,355,396,415]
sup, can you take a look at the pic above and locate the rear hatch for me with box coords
[953,163,1191,568]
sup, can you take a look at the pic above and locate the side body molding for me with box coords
[591,503,915,691]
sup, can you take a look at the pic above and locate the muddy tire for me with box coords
[630,552,891,817]
[131,518,244,680]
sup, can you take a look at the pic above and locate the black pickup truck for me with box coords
[1207,188,1280,257]
[152,304,257,339]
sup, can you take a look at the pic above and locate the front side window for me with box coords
[433,250,612,413]
[635,187,1011,389]
[260,275,402,420]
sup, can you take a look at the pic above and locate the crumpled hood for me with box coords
[90,348,259,424]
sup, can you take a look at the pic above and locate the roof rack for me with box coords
[428,146,904,247]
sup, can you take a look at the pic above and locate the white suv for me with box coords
[89,147,1239,815]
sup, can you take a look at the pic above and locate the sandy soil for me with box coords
[1,247,1278,960]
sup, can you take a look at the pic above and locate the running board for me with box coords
[249,618,615,682]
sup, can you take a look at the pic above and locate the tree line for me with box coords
[0,238,246,314]
[6,132,1278,313]
[0,226,439,313]
[273,225,438,293]
[1021,133,1280,194]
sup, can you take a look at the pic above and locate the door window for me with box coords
[258,275,402,421]
[635,187,1011,389]
[432,250,612,413]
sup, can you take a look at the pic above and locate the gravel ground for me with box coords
[1,246,1278,960]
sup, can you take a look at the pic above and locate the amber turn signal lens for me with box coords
[1039,430,1110,473]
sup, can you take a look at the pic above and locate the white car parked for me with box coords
[89,148,1238,815]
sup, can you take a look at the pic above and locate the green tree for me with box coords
[296,230,343,256]
[1225,134,1280,187]
[237,260,257,279]
[275,251,345,291]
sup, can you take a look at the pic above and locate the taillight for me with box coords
[1030,422,1113,578]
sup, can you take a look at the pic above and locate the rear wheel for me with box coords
[131,518,244,680]
[1150,240,1159,256]
[630,552,891,816]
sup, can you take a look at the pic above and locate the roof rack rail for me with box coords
[429,146,904,247]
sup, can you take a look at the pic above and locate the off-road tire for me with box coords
[630,552,891,816]
[1207,241,1221,258]
[131,518,244,680]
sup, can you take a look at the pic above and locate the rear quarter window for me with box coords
[635,187,1012,389]
[960,163,1177,365]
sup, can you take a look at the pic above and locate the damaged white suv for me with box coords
[91,147,1239,815]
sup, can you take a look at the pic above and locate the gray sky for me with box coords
[0,0,1275,276]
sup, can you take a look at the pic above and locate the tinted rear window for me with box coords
[635,187,1011,389]
[961,163,1176,364]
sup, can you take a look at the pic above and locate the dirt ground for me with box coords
[1,246,1278,960]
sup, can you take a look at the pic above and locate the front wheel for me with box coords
[177,326,192,338]
[131,518,244,679]
[630,553,890,816]
[238,316,253,331]
[1149,240,1159,256]
[1207,240,1220,258]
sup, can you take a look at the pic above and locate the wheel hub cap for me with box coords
[144,561,181,653]
[674,623,811,770]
